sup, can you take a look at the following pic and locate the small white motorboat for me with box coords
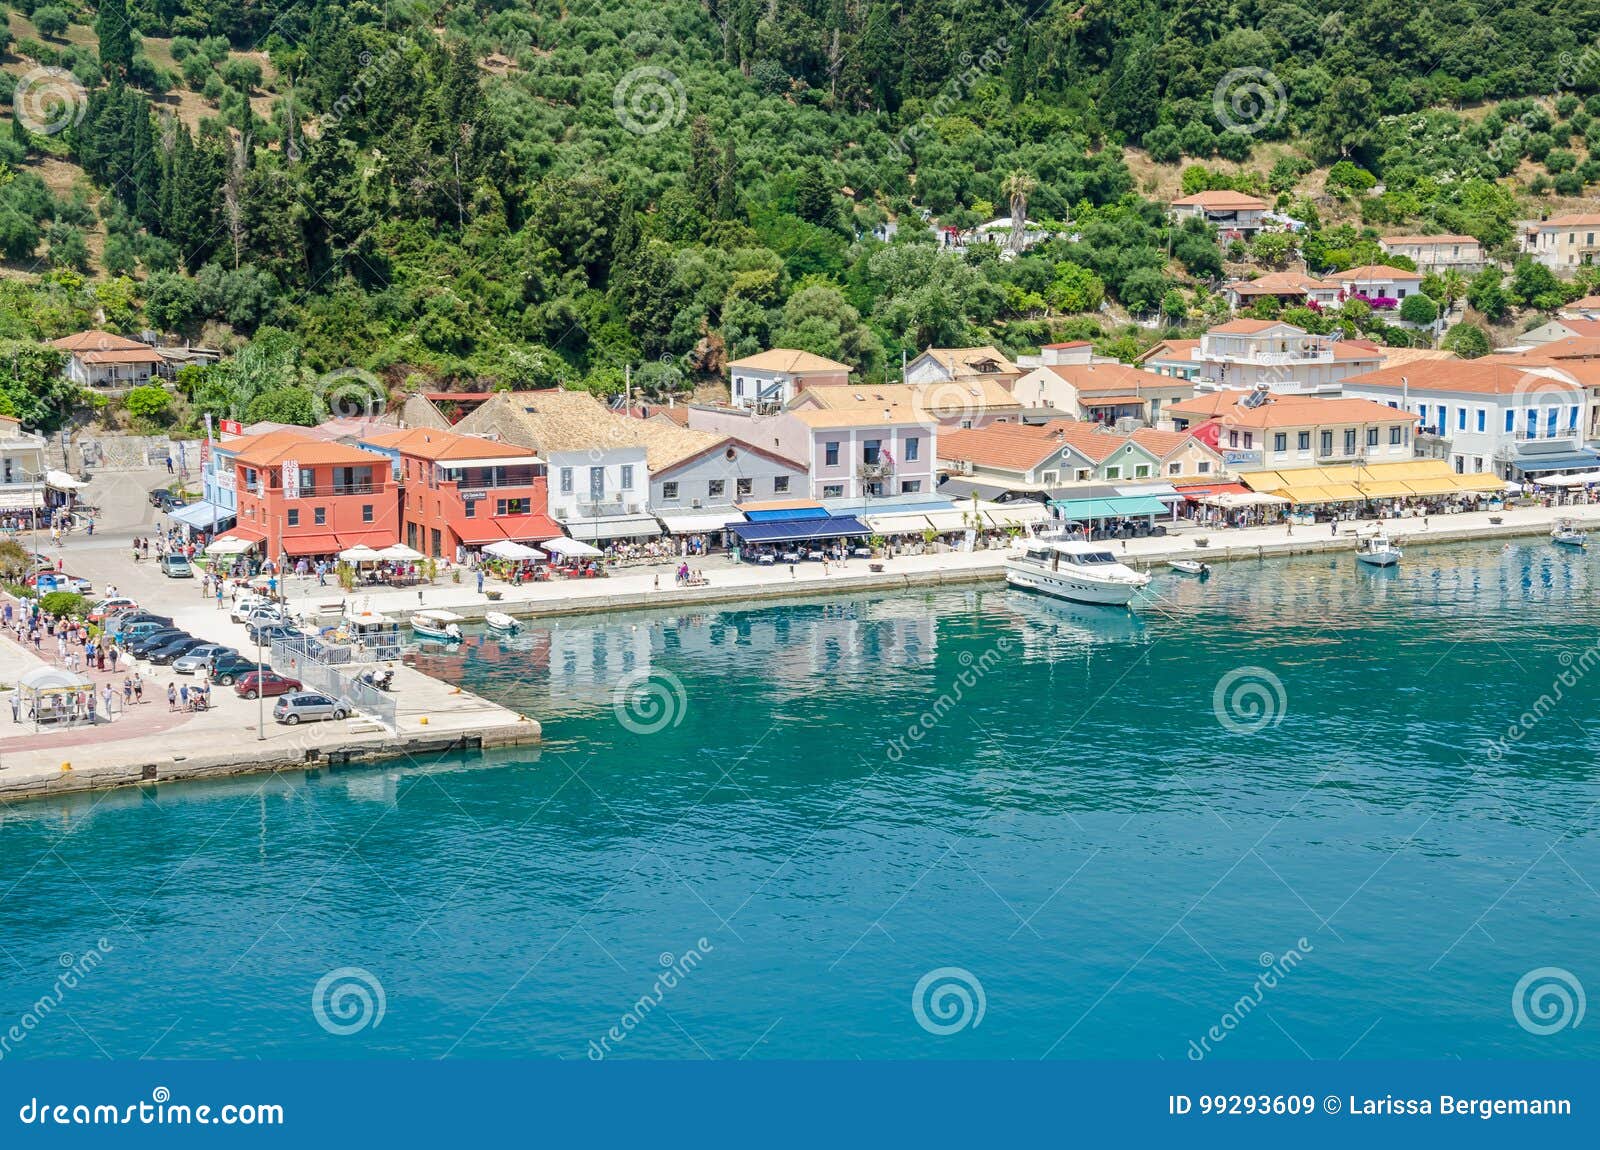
[484,611,520,634]
[410,609,464,642]
[1551,519,1588,548]
[1355,530,1402,567]
[1168,559,1211,576]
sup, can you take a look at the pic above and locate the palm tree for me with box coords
[1000,169,1035,255]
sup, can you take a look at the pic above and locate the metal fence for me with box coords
[270,638,397,730]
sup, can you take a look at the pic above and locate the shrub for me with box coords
[39,590,86,617]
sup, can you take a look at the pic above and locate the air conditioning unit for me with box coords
[692,498,702,508]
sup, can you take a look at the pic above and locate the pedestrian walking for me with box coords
[102,685,114,720]
[167,682,177,711]
[133,674,143,705]
[216,584,224,609]
[476,570,484,593]
[9,693,18,723]
[123,677,133,705]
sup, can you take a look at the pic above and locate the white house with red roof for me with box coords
[1168,190,1269,237]
[726,348,852,413]
[1379,235,1483,272]
[50,330,163,391]
[1140,320,1386,395]
[1329,265,1426,307]
[1167,390,1419,472]
[1519,214,1600,274]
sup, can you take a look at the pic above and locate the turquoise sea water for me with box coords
[2,539,1598,1061]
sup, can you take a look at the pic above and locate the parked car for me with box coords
[149,488,184,509]
[247,623,298,647]
[29,552,55,573]
[108,612,171,632]
[146,636,210,665]
[161,554,194,578]
[273,692,350,725]
[119,619,177,642]
[88,597,139,623]
[229,595,271,623]
[241,604,290,627]
[236,670,304,700]
[128,629,190,657]
[208,654,259,686]
[173,645,236,675]
[28,572,94,595]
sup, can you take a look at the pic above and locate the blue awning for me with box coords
[731,516,871,544]
[167,501,235,529]
[742,506,828,522]
[1514,451,1600,474]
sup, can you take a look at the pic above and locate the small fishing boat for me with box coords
[1551,518,1588,548]
[1355,529,1402,568]
[1168,559,1211,576]
[410,609,464,642]
[484,611,520,634]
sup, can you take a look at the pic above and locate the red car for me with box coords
[234,670,304,700]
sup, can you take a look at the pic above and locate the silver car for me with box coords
[272,692,351,725]
[172,644,236,675]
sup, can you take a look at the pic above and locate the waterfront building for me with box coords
[726,349,852,413]
[789,379,1021,429]
[222,429,402,562]
[0,415,50,523]
[50,330,163,392]
[358,427,560,561]
[1340,359,1598,480]
[1137,320,1385,395]
[648,436,809,543]
[1011,361,1193,426]
[1167,390,1419,473]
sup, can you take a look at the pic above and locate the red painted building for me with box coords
[359,428,562,560]
[226,430,401,561]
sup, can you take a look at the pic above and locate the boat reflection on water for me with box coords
[1004,589,1148,651]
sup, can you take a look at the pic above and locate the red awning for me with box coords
[334,531,399,549]
[1177,482,1249,502]
[450,513,564,545]
[281,533,341,556]
[219,524,266,543]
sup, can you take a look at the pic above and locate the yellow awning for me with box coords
[1402,477,1465,496]
[1452,472,1507,493]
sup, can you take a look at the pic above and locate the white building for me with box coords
[725,349,851,413]
[903,346,1023,390]
[1378,235,1484,272]
[1519,214,1600,274]
[0,415,51,522]
[1167,190,1269,237]
[50,330,163,391]
[1329,265,1425,304]
[1140,320,1386,395]
[1340,359,1597,480]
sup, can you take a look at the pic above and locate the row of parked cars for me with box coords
[95,602,354,723]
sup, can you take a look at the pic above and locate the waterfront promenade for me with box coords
[282,501,1600,622]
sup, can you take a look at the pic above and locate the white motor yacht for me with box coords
[1355,529,1403,567]
[1005,539,1150,606]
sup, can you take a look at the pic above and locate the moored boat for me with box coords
[485,611,520,634]
[1004,539,1150,607]
[411,609,464,642]
[1551,518,1588,548]
[1355,529,1403,568]
[1168,559,1210,576]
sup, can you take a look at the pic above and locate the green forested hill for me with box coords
[4,0,1600,424]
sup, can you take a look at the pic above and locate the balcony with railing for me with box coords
[575,499,644,518]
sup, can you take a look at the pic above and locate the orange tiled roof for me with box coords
[938,419,1129,470]
[1040,362,1175,394]
[50,330,148,352]
[1170,190,1268,210]
[1331,264,1425,282]
[361,427,538,463]
[229,429,391,468]
[1168,392,1419,429]
[1342,359,1587,397]
[1381,234,1477,246]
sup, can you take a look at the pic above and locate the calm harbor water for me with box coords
[2,539,1598,1060]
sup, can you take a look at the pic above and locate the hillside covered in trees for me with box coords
[5,0,1600,423]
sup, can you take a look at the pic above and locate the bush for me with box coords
[32,5,69,38]
[1399,293,1438,325]
[124,384,172,425]
[1441,322,1491,359]
[39,590,86,617]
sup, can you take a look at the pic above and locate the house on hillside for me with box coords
[1329,265,1425,305]
[1139,320,1385,395]
[726,349,852,413]
[51,331,163,391]
[1515,317,1600,347]
[1223,270,1341,311]
[1378,235,1483,273]
[903,346,1023,390]
[1558,294,1600,319]
[1519,214,1600,274]
[1167,190,1269,238]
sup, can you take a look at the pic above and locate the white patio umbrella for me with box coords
[376,543,426,562]
[339,544,383,564]
[483,540,545,561]
[543,537,602,559]
[205,536,256,556]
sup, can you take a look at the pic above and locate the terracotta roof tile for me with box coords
[1343,359,1587,396]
